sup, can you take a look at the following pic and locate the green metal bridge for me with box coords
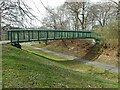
[7,29,99,44]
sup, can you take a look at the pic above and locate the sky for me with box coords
[27,0,102,16]
[24,0,118,27]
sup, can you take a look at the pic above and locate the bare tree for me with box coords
[40,0,70,30]
[41,6,69,30]
[89,2,117,27]
[0,7,2,41]
[64,1,90,30]
[41,0,117,31]
[110,0,119,20]
[64,2,81,30]
[0,0,38,40]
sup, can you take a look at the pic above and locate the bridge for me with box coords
[7,29,99,44]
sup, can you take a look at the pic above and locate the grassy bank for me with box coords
[22,45,118,83]
[93,20,118,66]
[2,44,118,88]
[31,20,118,66]
[32,40,117,66]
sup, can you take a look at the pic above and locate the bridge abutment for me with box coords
[11,42,21,49]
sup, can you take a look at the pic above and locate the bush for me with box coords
[93,20,118,49]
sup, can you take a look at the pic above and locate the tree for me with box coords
[0,0,37,40]
[64,2,81,30]
[64,1,90,30]
[41,4,70,30]
[89,2,117,27]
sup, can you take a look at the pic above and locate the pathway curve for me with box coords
[24,44,119,73]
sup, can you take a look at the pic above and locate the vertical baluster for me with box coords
[17,31,19,43]
[88,33,89,38]
[28,31,30,41]
[63,32,64,38]
[70,32,72,39]
[76,32,77,38]
[10,31,13,43]
[32,31,34,39]
[38,31,40,41]
[81,32,83,38]
[13,32,15,40]
[72,32,74,38]
[77,31,79,38]
[54,31,56,39]
[7,31,9,40]
[67,32,68,39]
[40,31,41,40]
[59,31,60,39]
[46,31,48,40]
[23,31,25,40]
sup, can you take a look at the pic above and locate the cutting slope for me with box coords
[2,44,118,88]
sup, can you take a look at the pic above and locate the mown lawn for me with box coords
[22,45,118,83]
[2,44,118,88]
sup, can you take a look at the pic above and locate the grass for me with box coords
[21,44,118,83]
[2,44,118,88]
[93,20,118,66]
[32,41,86,57]
[0,44,2,89]
[93,20,118,48]
[22,44,71,61]
[32,41,118,66]
[31,20,118,67]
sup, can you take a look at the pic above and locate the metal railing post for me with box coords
[10,31,13,43]
[17,31,19,43]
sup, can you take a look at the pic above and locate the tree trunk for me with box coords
[81,2,85,30]
[118,1,120,50]
[117,1,120,68]
[75,13,79,31]
[53,19,57,30]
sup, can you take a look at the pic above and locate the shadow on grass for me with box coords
[22,45,101,66]
[54,60,81,65]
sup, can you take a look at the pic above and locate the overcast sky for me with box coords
[24,0,118,27]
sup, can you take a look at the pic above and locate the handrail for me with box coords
[7,29,99,43]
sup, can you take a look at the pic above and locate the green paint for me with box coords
[38,31,40,41]
[54,31,56,39]
[28,31,30,41]
[7,29,99,43]
[92,39,96,43]
[46,31,49,40]
[10,32,12,43]
[17,31,19,43]
[7,31,9,40]
[32,31,34,39]
[67,32,68,38]
[23,31,25,39]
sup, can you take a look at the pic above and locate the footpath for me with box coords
[26,45,119,74]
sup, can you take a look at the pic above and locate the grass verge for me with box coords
[2,44,118,88]
[22,44,118,83]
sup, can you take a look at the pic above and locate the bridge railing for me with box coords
[7,29,99,43]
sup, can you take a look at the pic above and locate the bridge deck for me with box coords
[7,29,98,43]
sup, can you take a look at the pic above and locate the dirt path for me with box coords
[24,44,119,73]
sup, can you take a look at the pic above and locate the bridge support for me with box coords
[11,42,21,49]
